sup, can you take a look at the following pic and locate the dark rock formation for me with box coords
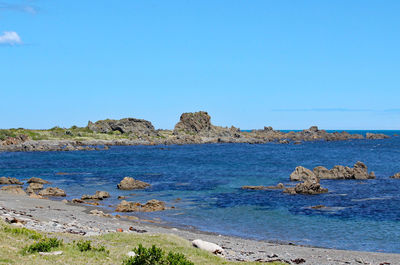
[115,199,166,212]
[117,177,150,190]
[88,118,157,136]
[0,177,23,185]
[0,185,26,195]
[283,180,328,195]
[27,177,50,184]
[38,187,66,197]
[81,191,110,200]
[313,162,375,180]
[390,173,400,179]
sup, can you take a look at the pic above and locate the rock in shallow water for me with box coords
[117,177,150,190]
[27,177,50,184]
[115,199,166,212]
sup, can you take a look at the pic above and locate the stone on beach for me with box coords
[1,185,27,195]
[117,177,150,190]
[0,177,23,185]
[38,187,66,197]
[90,209,112,218]
[192,239,224,255]
[26,183,44,195]
[27,177,50,184]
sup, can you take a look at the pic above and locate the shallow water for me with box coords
[1,131,400,253]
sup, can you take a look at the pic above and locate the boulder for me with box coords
[283,181,328,195]
[390,173,400,179]
[366,133,390,139]
[192,239,224,255]
[115,199,166,212]
[38,187,66,197]
[88,118,157,136]
[1,185,26,195]
[81,191,110,200]
[27,177,50,184]
[290,166,318,182]
[0,177,23,185]
[26,183,43,194]
[90,209,112,218]
[327,162,375,180]
[117,177,150,190]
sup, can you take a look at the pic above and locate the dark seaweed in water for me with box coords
[0,130,400,253]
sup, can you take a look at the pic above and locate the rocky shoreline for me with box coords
[1,191,400,265]
[0,111,391,152]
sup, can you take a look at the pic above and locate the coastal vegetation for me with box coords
[0,220,287,265]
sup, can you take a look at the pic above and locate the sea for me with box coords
[1,130,399,253]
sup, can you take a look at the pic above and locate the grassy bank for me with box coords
[0,221,286,265]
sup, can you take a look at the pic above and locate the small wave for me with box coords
[351,196,393,202]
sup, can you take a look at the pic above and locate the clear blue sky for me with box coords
[1,0,399,130]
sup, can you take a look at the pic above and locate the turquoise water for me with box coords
[1,131,399,253]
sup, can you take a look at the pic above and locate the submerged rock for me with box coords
[38,187,66,197]
[117,177,150,190]
[27,177,50,184]
[81,191,110,200]
[1,185,26,195]
[115,199,166,212]
[390,173,400,179]
[0,177,23,185]
[242,183,285,190]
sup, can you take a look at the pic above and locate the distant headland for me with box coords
[0,111,390,152]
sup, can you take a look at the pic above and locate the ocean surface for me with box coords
[1,130,400,253]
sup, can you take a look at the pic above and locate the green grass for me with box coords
[0,220,287,265]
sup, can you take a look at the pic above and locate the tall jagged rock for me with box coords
[87,118,157,136]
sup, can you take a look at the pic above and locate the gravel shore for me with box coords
[0,191,399,265]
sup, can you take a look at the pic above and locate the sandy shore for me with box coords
[0,191,399,265]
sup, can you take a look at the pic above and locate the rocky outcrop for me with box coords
[1,185,27,195]
[81,191,110,200]
[27,177,50,184]
[313,162,375,180]
[115,199,166,212]
[117,177,150,190]
[390,173,400,179]
[283,181,328,195]
[366,133,390,140]
[88,118,157,136]
[0,177,23,185]
[0,134,29,146]
[290,166,318,182]
[242,183,285,190]
[38,187,66,197]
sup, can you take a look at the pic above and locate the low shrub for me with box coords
[75,240,108,253]
[3,226,42,240]
[22,237,63,254]
[123,244,193,265]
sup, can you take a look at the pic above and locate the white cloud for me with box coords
[0,31,22,45]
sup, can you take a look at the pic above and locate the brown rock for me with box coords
[38,187,66,197]
[81,190,110,200]
[115,199,166,212]
[290,166,318,182]
[117,177,150,190]
[242,183,285,190]
[390,173,400,179]
[1,185,26,195]
[284,181,328,195]
[313,166,332,179]
[0,177,23,185]
[27,177,50,184]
